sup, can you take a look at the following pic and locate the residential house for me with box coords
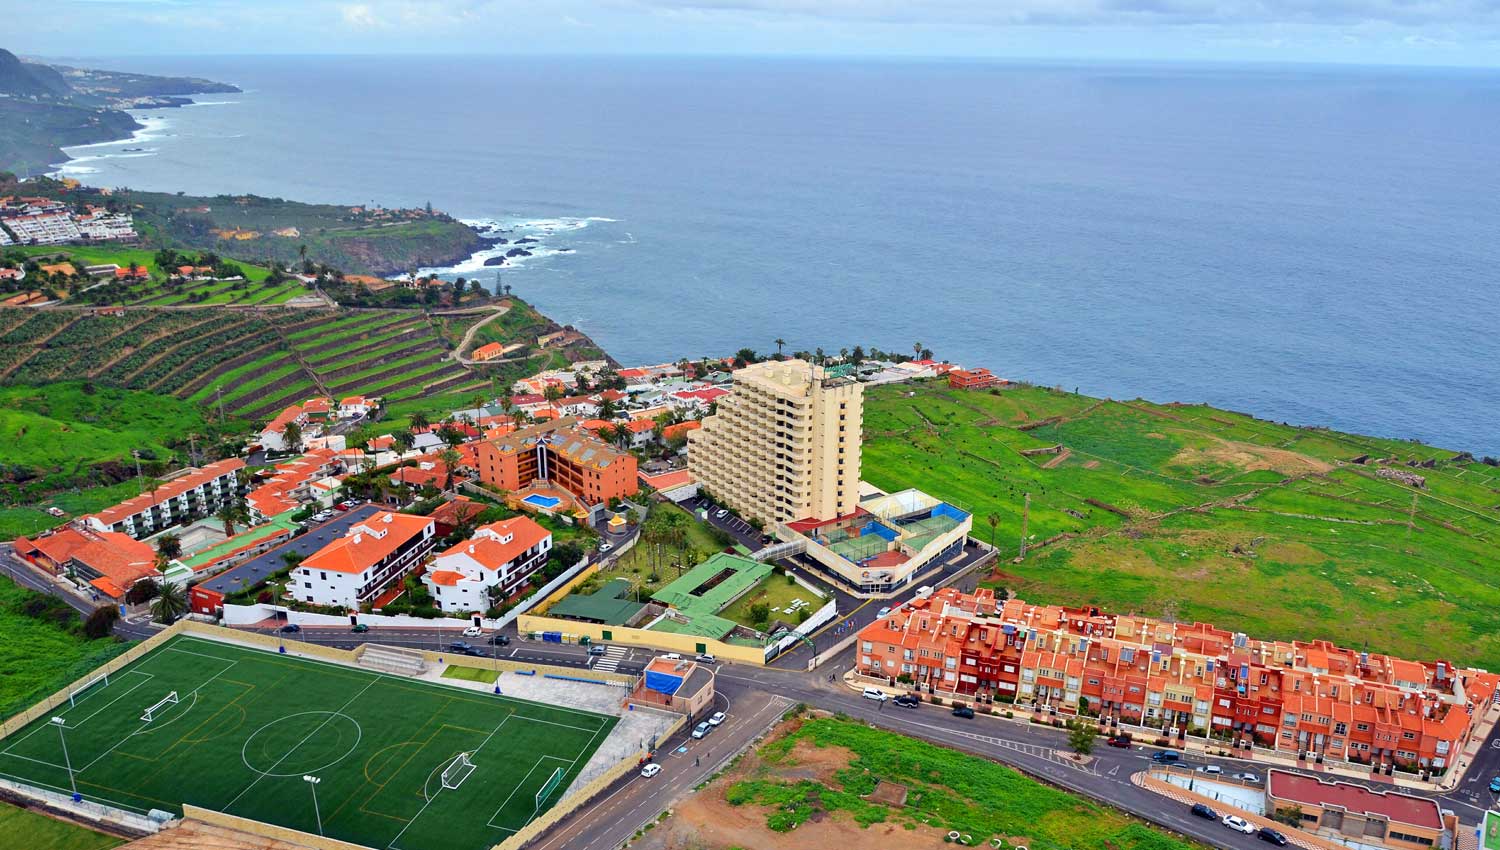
[292,512,436,608]
[423,516,552,612]
[83,459,246,539]
[338,396,379,419]
[259,403,311,453]
[13,525,159,600]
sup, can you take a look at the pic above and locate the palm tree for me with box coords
[155,533,183,562]
[774,338,787,358]
[283,420,304,452]
[150,581,188,625]
[986,512,1001,551]
[218,497,251,536]
[913,342,923,360]
[438,446,463,491]
[409,412,430,431]
[393,430,415,452]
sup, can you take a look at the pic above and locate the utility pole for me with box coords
[216,386,225,422]
[1018,492,1030,559]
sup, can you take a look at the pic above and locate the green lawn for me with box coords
[0,804,123,850]
[0,635,616,850]
[719,573,822,630]
[728,716,1202,849]
[0,577,133,721]
[441,665,500,684]
[596,503,726,598]
[862,380,1500,669]
[0,479,148,540]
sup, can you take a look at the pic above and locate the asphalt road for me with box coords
[0,544,160,641]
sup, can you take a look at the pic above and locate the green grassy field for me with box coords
[1483,810,1498,850]
[0,577,133,721]
[862,380,1500,668]
[719,573,820,630]
[728,716,1201,849]
[591,503,725,599]
[0,636,615,850]
[10,245,301,306]
[0,804,122,850]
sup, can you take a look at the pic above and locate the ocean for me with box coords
[54,56,1500,453]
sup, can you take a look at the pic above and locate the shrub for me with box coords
[83,605,119,639]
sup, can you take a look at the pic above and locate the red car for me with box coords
[1107,736,1133,748]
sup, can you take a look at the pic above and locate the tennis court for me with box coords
[0,635,617,850]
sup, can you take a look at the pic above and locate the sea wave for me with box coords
[419,214,618,278]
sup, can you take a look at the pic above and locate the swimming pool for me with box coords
[523,494,562,509]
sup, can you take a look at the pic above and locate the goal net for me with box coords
[141,691,179,722]
[533,766,565,814]
[441,752,476,790]
[68,673,109,708]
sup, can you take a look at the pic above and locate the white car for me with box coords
[462,626,483,638]
[640,763,661,778]
[1233,772,1261,783]
[1221,815,1254,834]
[1197,764,1222,775]
[708,711,726,726]
[662,653,682,661]
[691,721,712,739]
[598,542,613,552]
[714,509,727,518]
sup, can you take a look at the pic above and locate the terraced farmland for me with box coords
[0,308,481,421]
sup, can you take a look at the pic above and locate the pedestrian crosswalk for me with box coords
[592,645,628,673]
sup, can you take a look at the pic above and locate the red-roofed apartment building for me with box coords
[1266,770,1449,849]
[423,516,552,611]
[13,525,159,600]
[475,418,638,509]
[260,404,311,452]
[857,587,1498,777]
[83,458,245,539]
[291,511,435,608]
[246,449,342,520]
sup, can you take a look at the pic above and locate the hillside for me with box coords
[862,380,1500,669]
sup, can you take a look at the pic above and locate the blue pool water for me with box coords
[523,494,562,509]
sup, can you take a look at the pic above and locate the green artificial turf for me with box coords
[0,636,615,850]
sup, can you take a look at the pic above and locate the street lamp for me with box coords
[303,775,322,835]
[51,717,78,800]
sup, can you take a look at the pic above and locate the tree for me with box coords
[409,412,430,431]
[392,430,415,452]
[283,420,303,452]
[151,581,188,624]
[543,383,564,405]
[438,446,463,491]
[84,605,119,639]
[750,602,772,626]
[1067,719,1095,757]
[773,338,786,358]
[1272,806,1304,828]
[985,512,1000,551]
[125,577,161,606]
[218,497,250,536]
[913,341,924,360]
[155,533,183,561]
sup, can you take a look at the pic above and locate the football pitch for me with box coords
[0,636,618,850]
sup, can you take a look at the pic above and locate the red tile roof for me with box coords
[427,569,466,586]
[437,516,550,571]
[14,526,158,598]
[88,458,245,527]
[301,512,432,574]
[1267,771,1442,830]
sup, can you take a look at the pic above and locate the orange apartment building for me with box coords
[857,588,1498,777]
[947,367,1002,390]
[474,417,638,507]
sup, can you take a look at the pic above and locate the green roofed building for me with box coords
[644,553,774,641]
[547,577,646,625]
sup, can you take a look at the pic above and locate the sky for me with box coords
[10,0,1500,67]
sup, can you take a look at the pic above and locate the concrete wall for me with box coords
[517,613,767,665]
[763,598,838,661]
[184,805,375,850]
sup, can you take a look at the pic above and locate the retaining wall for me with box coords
[183,805,375,850]
[516,613,767,665]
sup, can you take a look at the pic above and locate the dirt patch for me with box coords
[1041,448,1071,469]
[1083,460,1100,469]
[1260,541,1326,565]
[1170,438,1332,477]
[868,780,909,808]
[779,738,857,784]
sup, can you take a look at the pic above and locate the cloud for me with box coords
[622,0,1500,30]
[340,3,387,27]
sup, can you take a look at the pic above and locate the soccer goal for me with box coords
[533,766,566,815]
[442,752,477,790]
[67,673,109,708]
[141,692,179,722]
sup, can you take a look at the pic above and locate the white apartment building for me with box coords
[294,512,436,608]
[423,516,552,613]
[83,458,246,539]
[687,359,863,525]
[3,212,81,245]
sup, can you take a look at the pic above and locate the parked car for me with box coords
[463,626,483,638]
[862,687,888,702]
[1190,803,1218,820]
[708,711,726,726]
[311,511,334,522]
[877,607,891,617]
[1197,764,1223,775]
[340,500,359,509]
[1151,750,1181,764]
[350,623,369,633]
[1489,775,1500,793]
[1257,827,1288,846]
[488,634,510,646]
[1222,815,1255,834]
[1233,772,1262,783]
[951,704,975,719]
[695,653,716,664]
[448,641,473,652]
[1106,736,1132,748]
[589,645,607,655]
[462,646,485,657]
[640,763,661,779]
[334,502,351,512]
[598,542,613,553]
[893,694,921,708]
[662,653,682,661]
[714,509,727,518]
[278,623,301,634]
[691,721,712,739]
